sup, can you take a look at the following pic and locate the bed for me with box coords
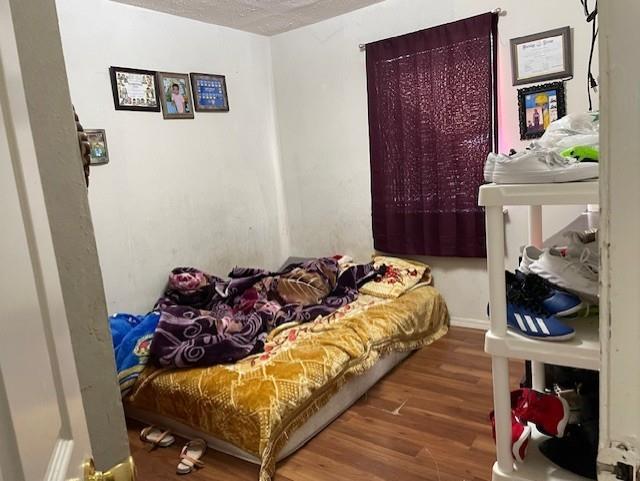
[125,260,449,481]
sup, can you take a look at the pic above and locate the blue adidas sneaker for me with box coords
[506,303,575,341]
[505,272,575,341]
[514,271,583,317]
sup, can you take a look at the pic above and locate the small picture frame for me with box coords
[85,129,109,165]
[518,82,567,140]
[109,66,160,112]
[156,71,195,119]
[190,73,229,112]
[510,27,572,86]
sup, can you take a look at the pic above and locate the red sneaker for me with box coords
[490,411,531,462]
[511,389,570,438]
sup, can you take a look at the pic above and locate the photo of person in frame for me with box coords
[163,78,191,115]
[524,89,558,136]
[156,72,194,118]
[171,83,186,113]
[518,82,565,140]
[85,129,109,165]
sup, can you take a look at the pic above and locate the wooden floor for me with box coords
[127,327,523,481]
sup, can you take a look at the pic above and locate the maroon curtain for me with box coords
[366,13,498,257]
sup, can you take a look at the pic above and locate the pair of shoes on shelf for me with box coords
[499,271,581,341]
[495,230,599,341]
[490,389,570,462]
[484,149,598,184]
[519,231,599,302]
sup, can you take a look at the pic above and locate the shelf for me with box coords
[479,181,599,207]
[481,179,601,479]
[485,315,600,371]
[491,428,593,481]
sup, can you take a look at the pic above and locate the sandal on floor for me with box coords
[177,439,207,475]
[139,425,175,450]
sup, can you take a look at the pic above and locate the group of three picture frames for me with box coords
[109,66,229,119]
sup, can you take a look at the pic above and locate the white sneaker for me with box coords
[484,153,498,182]
[564,231,599,275]
[491,149,598,184]
[518,245,538,276]
[518,246,598,301]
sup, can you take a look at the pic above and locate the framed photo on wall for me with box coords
[109,66,160,111]
[190,73,229,112]
[156,71,195,119]
[510,27,572,86]
[85,129,109,165]
[518,82,566,140]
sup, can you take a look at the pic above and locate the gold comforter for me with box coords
[126,284,448,480]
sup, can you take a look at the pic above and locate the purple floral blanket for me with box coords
[150,257,382,368]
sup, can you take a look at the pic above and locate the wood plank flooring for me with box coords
[127,327,524,481]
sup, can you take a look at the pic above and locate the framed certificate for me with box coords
[190,73,229,112]
[109,66,160,112]
[510,27,572,86]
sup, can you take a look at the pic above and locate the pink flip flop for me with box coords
[139,425,175,451]
[177,439,207,475]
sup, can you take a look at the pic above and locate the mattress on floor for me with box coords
[125,284,449,480]
[126,349,412,465]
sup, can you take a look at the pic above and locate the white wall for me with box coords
[271,0,598,325]
[56,0,288,313]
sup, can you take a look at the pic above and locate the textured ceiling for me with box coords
[112,0,386,36]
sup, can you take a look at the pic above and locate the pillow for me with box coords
[359,256,430,299]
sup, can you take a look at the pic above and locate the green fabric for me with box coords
[561,145,600,162]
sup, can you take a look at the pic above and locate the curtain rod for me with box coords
[358,8,506,50]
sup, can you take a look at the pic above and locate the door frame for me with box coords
[598,0,640,476]
[5,0,130,473]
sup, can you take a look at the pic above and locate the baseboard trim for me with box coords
[450,317,489,330]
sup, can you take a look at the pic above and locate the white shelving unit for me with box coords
[479,181,599,481]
